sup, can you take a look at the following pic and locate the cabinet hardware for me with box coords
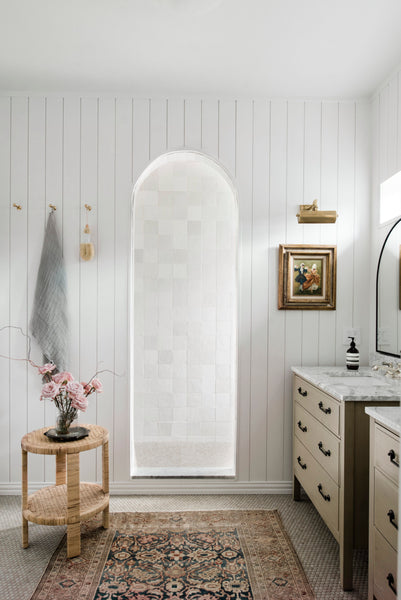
[297,387,307,397]
[297,456,307,470]
[388,449,399,467]
[318,441,331,457]
[318,401,331,414]
[297,421,307,433]
[387,573,397,595]
[317,483,330,502]
[387,509,398,529]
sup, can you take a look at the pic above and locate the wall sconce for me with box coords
[296,199,338,224]
[80,204,95,261]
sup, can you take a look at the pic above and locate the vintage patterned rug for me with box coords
[30,510,315,600]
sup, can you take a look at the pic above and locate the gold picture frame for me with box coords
[278,244,337,310]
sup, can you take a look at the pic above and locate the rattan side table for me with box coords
[21,424,109,558]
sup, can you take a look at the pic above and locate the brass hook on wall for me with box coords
[84,204,92,212]
[49,204,57,212]
[13,203,22,211]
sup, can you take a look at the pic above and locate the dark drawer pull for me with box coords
[297,456,307,470]
[297,387,307,397]
[317,483,330,502]
[318,401,331,415]
[387,509,398,530]
[387,573,397,595]
[297,421,307,433]
[318,441,331,457]
[388,449,399,467]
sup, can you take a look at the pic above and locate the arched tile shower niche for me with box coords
[131,151,238,477]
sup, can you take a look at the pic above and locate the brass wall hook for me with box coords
[84,204,92,212]
[13,203,22,211]
[49,204,57,212]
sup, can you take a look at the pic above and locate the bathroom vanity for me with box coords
[292,366,400,591]
[365,406,400,600]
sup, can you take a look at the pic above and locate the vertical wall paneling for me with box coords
[0,97,11,483]
[114,97,133,482]
[353,103,371,366]
[379,85,389,184]
[9,97,28,482]
[201,100,218,158]
[318,102,339,367]
[335,103,356,365]
[250,100,269,481]
[267,100,287,481]
[370,95,380,352]
[218,101,236,178]
[184,99,202,149]
[43,98,64,480]
[167,99,185,150]
[132,99,150,183]
[79,97,98,481]
[96,97,116,482]
[0,92,372,490]
[387,77,398,178]
[283,100,305,480]
[63,97,81,414]
[27,97,46,482]
[371,66,401,356]
[301,101,322,367]
[150,99,167,161]
[235,100,253,481]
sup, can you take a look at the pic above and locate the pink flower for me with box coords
[90,378,103,393]
[41,381,60,399]
[53,371,74,384]
[71,395,88,411]
[38,363,56,375]
[81,382,92,395]
[66,381,84,398]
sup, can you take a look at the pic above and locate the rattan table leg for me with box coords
[22,449,28,548]
[102,440,109,529]
[56,452,66,485]
[67,453,80,558]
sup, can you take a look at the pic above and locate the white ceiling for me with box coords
[1,0,401,98]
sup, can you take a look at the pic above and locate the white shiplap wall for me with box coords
[0,96,371,493]
[370,67,401,353]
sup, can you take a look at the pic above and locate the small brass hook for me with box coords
[49,204,57,212]
[84,204,92,212]
[13,203,22,211]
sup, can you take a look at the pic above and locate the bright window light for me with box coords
[380,170,401,224]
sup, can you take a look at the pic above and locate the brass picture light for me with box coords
[296,199,337,224]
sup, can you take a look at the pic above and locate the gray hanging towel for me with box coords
[30,211,69,371]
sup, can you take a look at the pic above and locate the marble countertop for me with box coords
[292,366,401,402]
[365,406,401,434]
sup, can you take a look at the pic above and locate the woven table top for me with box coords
[21,424,108,455]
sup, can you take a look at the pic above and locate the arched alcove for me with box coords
[130,151,238,476]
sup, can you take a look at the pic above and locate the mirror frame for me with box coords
[376,217,401,357]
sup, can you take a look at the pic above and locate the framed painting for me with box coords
[278,244,337,310]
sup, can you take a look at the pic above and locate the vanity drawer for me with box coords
[294,402,340,484]
[374,424,400,486]
[374,468,399,550]
[373,529,398,600]
[294,375,340,436]
[294,437,339,538]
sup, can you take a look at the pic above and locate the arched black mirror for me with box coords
[376,217,401,357]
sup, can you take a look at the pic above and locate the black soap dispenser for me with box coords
[346,337,359,371]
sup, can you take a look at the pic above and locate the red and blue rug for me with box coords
[30,511,314,599]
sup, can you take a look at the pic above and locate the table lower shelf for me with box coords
[23,482,109,526]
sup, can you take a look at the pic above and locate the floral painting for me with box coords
[278,245,336,310]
